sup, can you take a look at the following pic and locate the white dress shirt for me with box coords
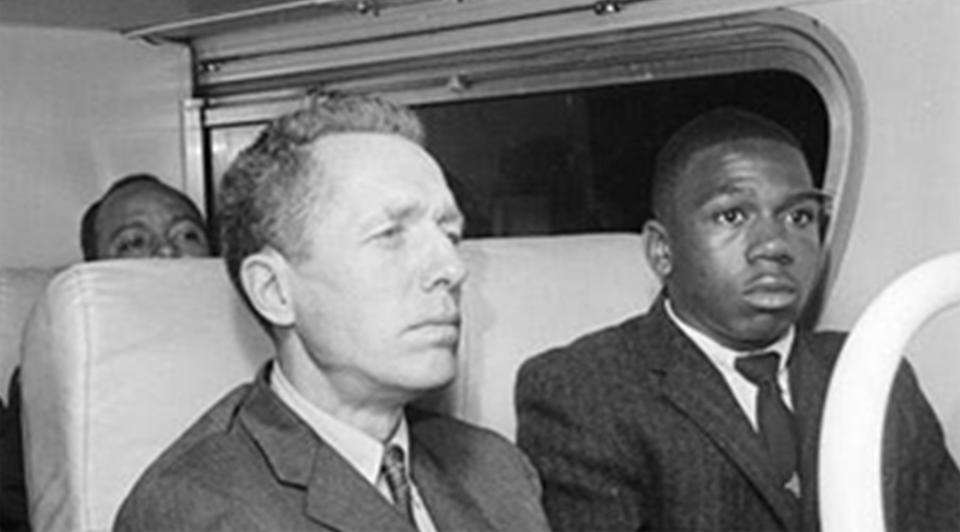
[271,364,437,532]
[665,300,795,430]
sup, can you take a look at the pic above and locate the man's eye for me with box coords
[170,221,208,245]
[787,207,818,228]
[116,235,148,255]
[714,208,746,226]
[178,229,202,243]
[378,225,404,240]
[445,230,463,245]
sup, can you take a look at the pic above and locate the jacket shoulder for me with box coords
[114,383,258,530]
[517,313,653,392]
[804,329,847,367]
[409,408,519,458]
[408,409,550,531]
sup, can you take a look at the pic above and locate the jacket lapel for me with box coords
[303,445,416,532]
[239,363,416,532]
[409,431,497,532]
[641,300,801,529]
[788,332,836,529]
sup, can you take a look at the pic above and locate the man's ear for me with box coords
[644,219,673,280]
[240,248,296,328]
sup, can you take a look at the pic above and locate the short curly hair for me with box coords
[652,108,808,225]
[217,93,425,325]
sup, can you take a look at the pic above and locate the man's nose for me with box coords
[747,216,793,264]
[154,241,182,259]
[423,236,468,291]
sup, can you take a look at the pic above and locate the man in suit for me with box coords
[114,94,550,531]
[516,108,960,531]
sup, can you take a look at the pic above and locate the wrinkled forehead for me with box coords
[308,132,457,212]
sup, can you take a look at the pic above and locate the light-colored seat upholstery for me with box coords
[429,234,660,437]
[0,266,59,402]
[21,233,660,531]
[21,259,273,532]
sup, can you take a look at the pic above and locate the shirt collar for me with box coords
[664,299,795,373]
[270,362,410,485]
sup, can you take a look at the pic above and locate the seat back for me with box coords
[21,259,273,532]
[428,234,660,437]
[21,233,660,531]
[0,266,59,402]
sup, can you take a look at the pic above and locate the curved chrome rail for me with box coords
[819,252,960,532]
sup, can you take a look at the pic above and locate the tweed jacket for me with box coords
[516,297,960,531]
[115,363,550,532]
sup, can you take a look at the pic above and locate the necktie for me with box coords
[735,351,798,487]
[382,444,417,528]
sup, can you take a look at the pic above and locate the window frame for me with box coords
[182,7,864,306]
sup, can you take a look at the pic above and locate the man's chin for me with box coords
[410,351,458,390]
[739,317,795,347]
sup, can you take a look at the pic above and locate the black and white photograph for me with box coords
[1,1,958,531]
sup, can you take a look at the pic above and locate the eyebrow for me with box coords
[107,213,203,243]
[783,189,832,208]
[697,184,831,208]
[107,221,153,243]
[437,207,466,230]
[358,201,419,236]
[375,200,465,228]
[167,214,205,229]
[381,203,419,225]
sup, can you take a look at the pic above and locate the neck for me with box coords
[275,336,406,442]
[664,298,793,352]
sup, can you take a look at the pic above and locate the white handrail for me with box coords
[819,251,960,532]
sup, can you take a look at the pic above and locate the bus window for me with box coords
[195,8,861,293]
[415,70,827,238]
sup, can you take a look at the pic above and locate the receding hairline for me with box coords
[303,129,452,213]
[308,129,427,155]
[307,128,439,178]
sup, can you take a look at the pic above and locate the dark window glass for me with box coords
[416,69,828,238]
[206,70,827,240]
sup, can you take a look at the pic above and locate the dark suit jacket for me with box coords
[516,298,960,531]
[115,363,550,531]
[0,368,29,532]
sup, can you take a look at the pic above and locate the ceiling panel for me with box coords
[0,0,434,36]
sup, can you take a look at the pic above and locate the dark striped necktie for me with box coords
[382,444,417,528]
[735,351,798,488]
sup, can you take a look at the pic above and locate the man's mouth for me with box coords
[418,314,461,328]
[743,276,799,310]
[411,315,461,343]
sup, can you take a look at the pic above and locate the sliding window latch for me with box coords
[355,0,380,16]
[593,1,623,15]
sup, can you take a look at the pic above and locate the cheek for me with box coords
[337,265,418,329]
[182,241,210,256]
[796,236,822,262]
[796,248,823,290]
[688,262,736,302]
[686,238,745,285]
